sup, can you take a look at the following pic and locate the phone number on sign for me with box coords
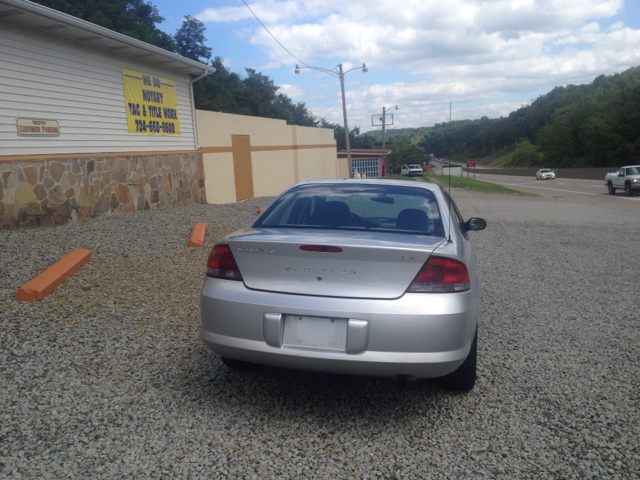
[134,120,176,134]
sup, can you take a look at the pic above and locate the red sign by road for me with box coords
[466,159,477,168]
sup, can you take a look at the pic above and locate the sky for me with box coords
[150,0,640,133]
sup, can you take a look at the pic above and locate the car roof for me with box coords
[294,178,441,193]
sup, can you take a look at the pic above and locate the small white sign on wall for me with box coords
[16,118,60,136]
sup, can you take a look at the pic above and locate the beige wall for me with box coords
[196,110,340,204]
[336,157,349,179]
[202,152,235,205]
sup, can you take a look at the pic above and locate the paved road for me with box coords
[462,171,640,214]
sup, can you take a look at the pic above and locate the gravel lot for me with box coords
[1,190,639,479]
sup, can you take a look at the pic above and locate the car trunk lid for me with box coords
[227,229,445,299]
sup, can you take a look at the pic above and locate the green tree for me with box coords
[504,139,540,167]
[272,94,318,127]
[537,114,575,167]
[580,116,623,167]
[193,57,245,113]
[319,120,374,150]
[174,15,212,63]
[238,69,280,118]
[31,0,176,51]
[194,58,319,126]
[389,139,425,172]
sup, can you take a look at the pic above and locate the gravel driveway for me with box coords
[1,190,639,479]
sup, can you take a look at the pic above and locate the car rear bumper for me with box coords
[200,277,479,378]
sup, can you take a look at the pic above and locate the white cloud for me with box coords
[198,0,638,128]
[255,61,282,71]
[278,83,306,98]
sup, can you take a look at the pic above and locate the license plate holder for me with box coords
[283,315,348,352]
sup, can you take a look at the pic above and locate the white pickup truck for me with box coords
[400,164,424,177]
[605,166,640,196]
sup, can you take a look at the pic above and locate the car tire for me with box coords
[625,182,632,197]
[439,328,477,392]
[221,357,256,371]
[608,182,616,195]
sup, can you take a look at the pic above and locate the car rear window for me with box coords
[255,184,445,236]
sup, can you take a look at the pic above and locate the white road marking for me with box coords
[591,185,603,188]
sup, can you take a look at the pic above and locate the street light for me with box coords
[295,62,367,178]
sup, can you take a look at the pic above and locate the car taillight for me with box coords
[206,244,242,281]
[407,256,470,293]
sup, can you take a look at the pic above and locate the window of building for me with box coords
[352,157,379,177]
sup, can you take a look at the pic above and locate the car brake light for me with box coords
[300,245,343,253]
[206,244,242,281]
[408,256,470,293]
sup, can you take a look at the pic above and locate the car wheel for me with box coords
[608,182,616,195]
[625,183,632,197]
[221,357,256,371]
[439,328,477,392]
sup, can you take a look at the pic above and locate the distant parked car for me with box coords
[401,164,424,176]
[200,179,487,391]
[536,168,556,180]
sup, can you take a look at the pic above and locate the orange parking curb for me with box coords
[188,223,206,247]
[258,207,266,214]
[16,249,92,302]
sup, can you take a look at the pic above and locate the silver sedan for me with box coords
[200,179,486,391]
[536,168,556,180]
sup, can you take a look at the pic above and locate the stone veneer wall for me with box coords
[0,153,206,230]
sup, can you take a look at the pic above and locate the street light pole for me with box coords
[295,62,367,178]
[338,64,353,179]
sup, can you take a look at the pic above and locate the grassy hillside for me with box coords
[365,66,640,169]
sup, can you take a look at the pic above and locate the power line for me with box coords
[242,0,310,68]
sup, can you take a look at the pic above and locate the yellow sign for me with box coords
[121,67,180,135]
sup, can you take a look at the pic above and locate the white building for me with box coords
[0,0,341,231]
[0,0,215,229]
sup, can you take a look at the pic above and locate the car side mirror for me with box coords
[465,217,487,231]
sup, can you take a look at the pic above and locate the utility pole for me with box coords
[296,62,367,179]
[372,105,397,176]
[381,106,387,175]
[338,64,353,178]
